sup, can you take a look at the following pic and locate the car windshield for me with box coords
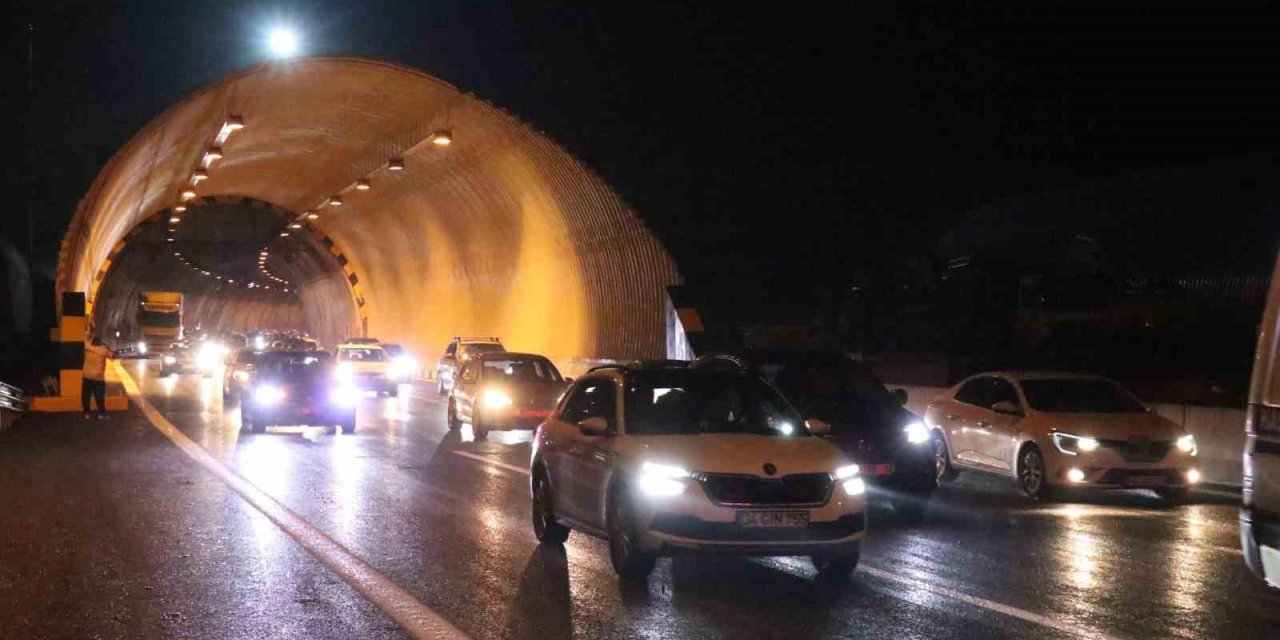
[382,344,404,357]
[481,358,562,382]
[1019,378,1147,413]
[257,353,333,379]
[340,348,387,362]
[624,369,804,437]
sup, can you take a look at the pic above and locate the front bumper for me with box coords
[633,479,867,557]
[351,375,396,391]
[1043,443,1198,489]
[249,402,354,426]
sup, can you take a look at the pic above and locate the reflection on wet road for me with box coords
[2,359,1278,639]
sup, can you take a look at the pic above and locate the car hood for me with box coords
[1031,411,1182,440]
[621,433,849,476]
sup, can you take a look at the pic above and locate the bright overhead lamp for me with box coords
[226,115,245,131]
[329,195,343,206]
[268,27,300,58]
[181,189,197,201]
[430,128,453,146]
[192,169,209,183]
[203,146,224,165]
[280,232,289,237]
[306,212,319,220]
[289,223,302,229]
[166,238,175,242]
[388,157,405,171]
[355,178,371,191]
[174,205,187,213]
[169,216,181,224]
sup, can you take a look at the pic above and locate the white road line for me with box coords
[860,564,1125,640]
[452,449,531,475]
[114,362,470,640]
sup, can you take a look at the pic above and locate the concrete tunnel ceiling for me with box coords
[59,57,681,360]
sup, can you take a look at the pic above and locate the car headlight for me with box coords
[330,384,360,406]
[163,355,177,365]
[904,420,930,445]
[483,389,513,409]
[253,336,266,350]
[254,385,286,405]
[833,464,860,480]
[1051,433,1099,455]
[393,356,417,377]
[842,477,867,496]
[1177,434,1197,455]
[334,364,353,382]
[638,461,690,497]
[137,341,148,354]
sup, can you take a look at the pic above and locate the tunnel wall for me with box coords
[59,57,680,363]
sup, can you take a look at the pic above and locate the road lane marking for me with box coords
[860,564,1125,640]
[113,362,471,640]
[452,449,531,475]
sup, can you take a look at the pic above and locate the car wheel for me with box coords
[607,485,656,580]
[933,433,958,483]
[811,543,860,581]
[437,379,447,396]
[447,400,462,431]
[388,386,399,398]
[472,406,489,440]
[532,469,570,545]
[340,416,356,435]
[1156,486,1190,503]
[1017,445,1054,500]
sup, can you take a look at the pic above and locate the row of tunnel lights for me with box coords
[166,113,456,293]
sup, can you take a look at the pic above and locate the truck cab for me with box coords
[137,292,183,355]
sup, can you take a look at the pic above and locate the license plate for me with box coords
[736,511,809,528]
[867,463,895,476]
[1125,474,1166,487]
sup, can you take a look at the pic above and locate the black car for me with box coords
[742,349,937,516]
[240,351,357,434]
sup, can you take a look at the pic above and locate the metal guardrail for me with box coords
[1,381,26,430]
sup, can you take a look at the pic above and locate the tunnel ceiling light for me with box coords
[192,169,209,183]
[355,178,371,191]
[174,205,187,212]
[280,232,289,237]
[169,216,181,223]
[181,189,197,200]
[306,212,319,220]
[268,27,300,58]
[203,146,224,166]
[167,238,175,242]
[226,115,245,131]
[289,223,302,229]
[328,195,343,206]
[430,128,453,146]
[388,157,405,171]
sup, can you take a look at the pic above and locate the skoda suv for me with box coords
[529,361,867,580]
[925,372,1201,501]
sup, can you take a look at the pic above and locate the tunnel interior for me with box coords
[62,58,682,366]
[92,197,358,348]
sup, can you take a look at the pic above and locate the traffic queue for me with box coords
[143,330,1203,583]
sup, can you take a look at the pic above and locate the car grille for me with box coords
[698,473,834,507]
[651,513,865,542]
[1098,438,1174,463]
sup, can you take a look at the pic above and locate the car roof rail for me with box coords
[453,336,502,343]
[586,363,628,374]
[689,354,748,371]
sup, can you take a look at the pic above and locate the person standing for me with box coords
[82,335,111,419]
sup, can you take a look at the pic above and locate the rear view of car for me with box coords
[436,336,504,395]
[1243,251,1280,588]
[240,351,358,434]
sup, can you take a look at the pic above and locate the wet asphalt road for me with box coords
[2,360,1279,639]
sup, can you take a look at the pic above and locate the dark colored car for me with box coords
[742,349,937,516]
[447,353,567,438]
[240,351,358,434]
[159,341,200,376]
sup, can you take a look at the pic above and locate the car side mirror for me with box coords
[891,388,908,405]
[991,401,1022,416]
[805,418,831,436]
[578,416,611,436]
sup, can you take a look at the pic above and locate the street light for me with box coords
[268,27,299,58]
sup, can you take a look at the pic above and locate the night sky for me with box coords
[5,1,1280,321]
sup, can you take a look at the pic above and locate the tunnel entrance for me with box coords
[59,57,682,365]
[91,197,359,349]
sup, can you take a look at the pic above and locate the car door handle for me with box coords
[976,420,990,428]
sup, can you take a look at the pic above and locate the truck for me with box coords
[137,292,183,356]
[1244,251,1280,589]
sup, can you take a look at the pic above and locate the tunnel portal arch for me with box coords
[60,57,681,361]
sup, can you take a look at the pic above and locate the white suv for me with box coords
[529,361,867,580]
